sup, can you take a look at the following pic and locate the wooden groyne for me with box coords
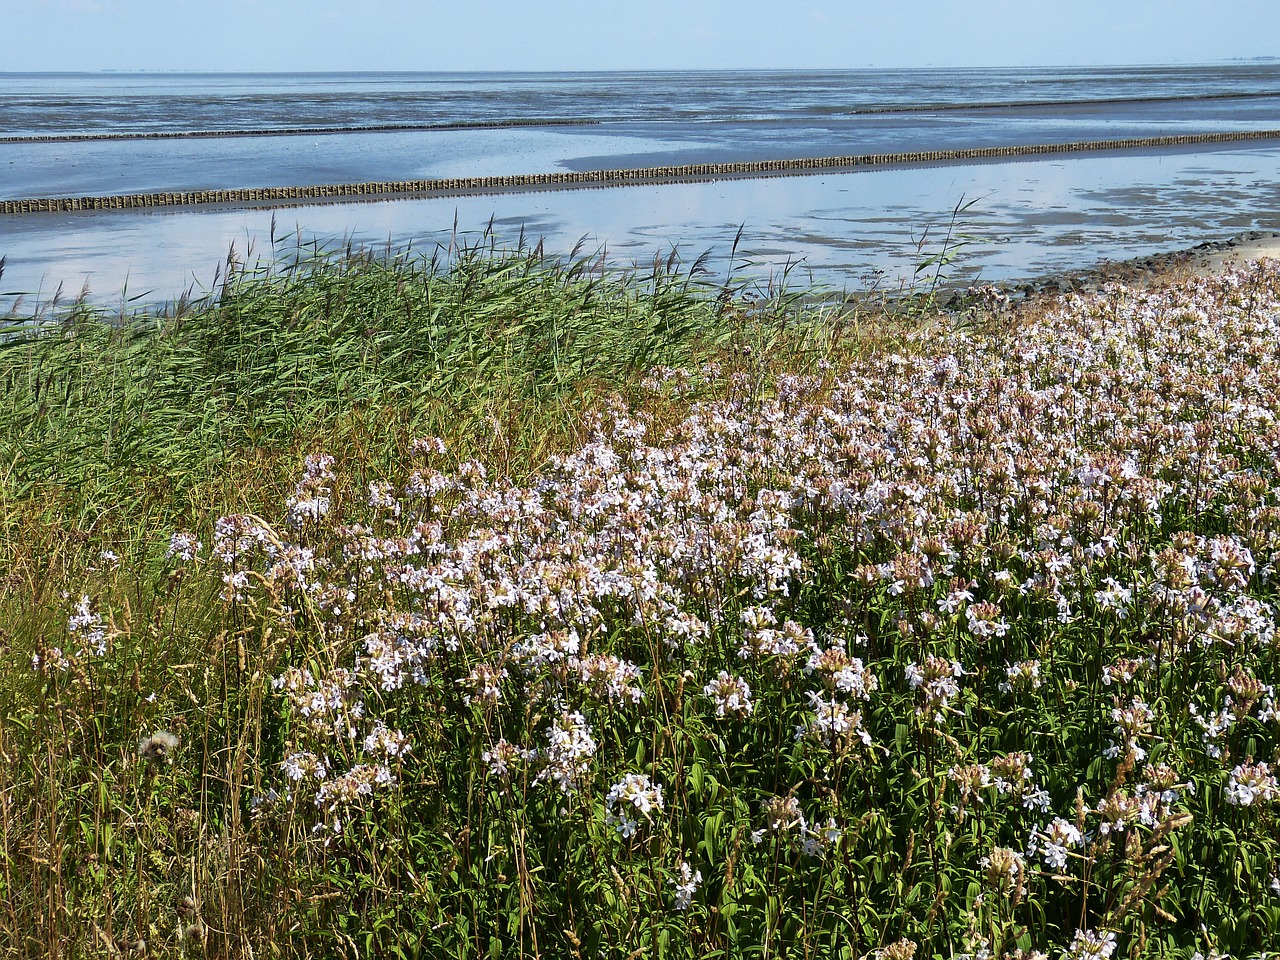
[4,129,1279,215]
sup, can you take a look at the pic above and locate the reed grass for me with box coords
[0,234,847,534]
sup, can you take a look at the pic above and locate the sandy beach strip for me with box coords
[971,231,1280,302]
[1182,233,1280,275]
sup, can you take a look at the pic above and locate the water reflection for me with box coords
[3,144,1279,310]
[5,98,1279,200]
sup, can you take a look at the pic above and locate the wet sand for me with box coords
[1183,232,1280,274]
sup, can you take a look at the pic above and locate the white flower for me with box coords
[482,740,524,779]
[576,654,644,704]
[67,595,108,659]
[1190,703,1234,759]
[999,659,1042,693]
[532,710,597,795]
[800,817,842,859]
[1028,817,1083,871]
[704,671,754,718]
[362,724,411,758]
[1095,578,1133,618]
[288,496,331,526]
[1060,928,1116,960]
[167,531,201,562]
[605,773,665,837]
[672,860,702,911]
[905,656,963,720]
[282,751,326,781]
[795,691,871,748]
[980,846,1024,892]
[800,835,826,858]
[1225,761,1278,806]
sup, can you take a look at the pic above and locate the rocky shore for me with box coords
[1002,230,1280,299]
[925,230,1280,317]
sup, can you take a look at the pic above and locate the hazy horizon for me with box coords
[3,0,1275,73]
[5,59,1280,75]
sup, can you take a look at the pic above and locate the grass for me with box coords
[2,238,1279,960]
[0,234,852,532]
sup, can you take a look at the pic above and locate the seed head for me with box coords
[138,730,181,764]
[877,940,917,960]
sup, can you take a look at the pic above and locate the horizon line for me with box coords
[4,58,1280,77]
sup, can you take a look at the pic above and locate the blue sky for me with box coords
[3,0,1275,72]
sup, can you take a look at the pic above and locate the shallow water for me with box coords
[3,66,1279,309]
[4,98,1279,201]
[5,143,1279,309]
[6,67,1280,135]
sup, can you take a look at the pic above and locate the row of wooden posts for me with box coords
[3,130,1277,215]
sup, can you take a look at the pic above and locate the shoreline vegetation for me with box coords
[3,235,1280,958]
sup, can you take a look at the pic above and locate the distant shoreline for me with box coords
[7,89,1280,145]
[0,118,598,145]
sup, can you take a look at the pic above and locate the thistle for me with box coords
[137,730,181,764]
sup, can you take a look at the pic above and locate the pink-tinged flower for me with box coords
[605,773,664,837]
[1226,760,1279,806]
[704,671,754,717]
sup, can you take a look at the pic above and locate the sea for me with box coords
[2,65,1280,308]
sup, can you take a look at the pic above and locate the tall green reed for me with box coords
[0,233,845,536]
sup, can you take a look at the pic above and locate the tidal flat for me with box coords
[5,142,1280,311]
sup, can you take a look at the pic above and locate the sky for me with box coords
[2,0,1276,72]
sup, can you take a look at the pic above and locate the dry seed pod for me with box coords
[138,730,181,764]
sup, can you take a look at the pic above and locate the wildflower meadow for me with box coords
[3,248,1280,959]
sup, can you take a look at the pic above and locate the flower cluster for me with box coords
[1061,929,1117,960]
[704,671,754,717]
[672,860,702,911]
[605,773,665,837]
[905,656,963,721]
[155,261,1280,949]
[1225,761,1279,806]
[1027,817,1084,872]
